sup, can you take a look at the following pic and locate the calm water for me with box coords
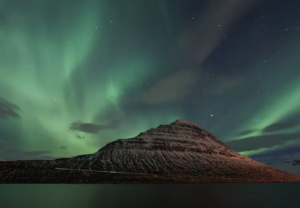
[0,183,299,208]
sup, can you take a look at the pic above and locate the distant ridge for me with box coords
[265,160,300,175]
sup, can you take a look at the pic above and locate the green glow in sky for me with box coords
[0,1,182,159]
[1,0,300,161]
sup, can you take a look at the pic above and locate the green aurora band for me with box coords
[0,1,180,158]
[1,0,300,160]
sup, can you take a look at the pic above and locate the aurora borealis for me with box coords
[1,0,300,163]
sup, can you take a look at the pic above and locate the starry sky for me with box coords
[1,0,300,163]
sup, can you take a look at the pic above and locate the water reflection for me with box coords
[0,184,298,208]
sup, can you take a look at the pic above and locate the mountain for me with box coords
[265,160,300,175]
[1,119,300,183]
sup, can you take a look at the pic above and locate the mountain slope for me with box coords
[1,119,300,183]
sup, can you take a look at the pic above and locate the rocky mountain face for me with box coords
[1,119,300,183]
[265,160,300,175]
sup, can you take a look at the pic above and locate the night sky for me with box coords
[1,0,300,163]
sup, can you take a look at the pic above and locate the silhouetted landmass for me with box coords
[1,119,300,183]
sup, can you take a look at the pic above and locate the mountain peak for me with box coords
[2,120,300,183]
[172,119,199,127]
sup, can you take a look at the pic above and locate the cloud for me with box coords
[21,150,57,160]
[0,98,20,118]
[0,140,56,161]
[69,119,121,134]
[291,152,300,160]
[262,122,300,133]
[237,129,258,136]
[109,119,121,128]
[22,150,51,156]
[279,152,300,161]
[1,150,53,161]
[0,140,21,153]
[142,0,262,105]
[176,0,262,66]
[225,132,300,152]
[142,70,243,104]
[60,146,67,149]
[247,146,300,163]
[75,134,85,139]
[0,158,5,161]
[203,76,242,95]
[94,105,122,122]
[70,122,106,133]
[278,155,293,160]
[251,156,271,163]
[237,121,300,138]
[142,69,199,104]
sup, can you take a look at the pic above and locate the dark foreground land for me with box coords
[1,160,300,183]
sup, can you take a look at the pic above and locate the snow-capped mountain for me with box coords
[265,160,300,175]
[1,119,300,183]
